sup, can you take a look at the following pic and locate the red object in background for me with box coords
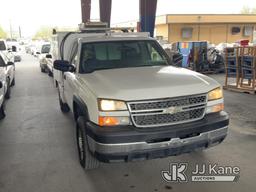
[237,39,249,46]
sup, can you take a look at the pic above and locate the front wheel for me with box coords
[48,70,53,77]
[0,102,6,120]
[57,86,70,113]
[41,67,46,73]
[76,116,100,170]
[11,78,15,86]
[5,80,11,99]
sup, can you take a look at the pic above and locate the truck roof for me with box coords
[78,33,153,43]
[57,31,150,41]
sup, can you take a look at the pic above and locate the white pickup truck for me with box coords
[0,52,15,119]
[38,43,51,73]
[53,23,229,170]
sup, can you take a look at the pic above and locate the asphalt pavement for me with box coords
[0,53,256,192]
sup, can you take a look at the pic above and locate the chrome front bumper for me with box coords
[87,126,228,155]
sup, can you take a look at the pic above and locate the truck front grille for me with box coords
[128,94,207,128]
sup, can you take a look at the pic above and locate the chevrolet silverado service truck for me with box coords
[53,22,229,170]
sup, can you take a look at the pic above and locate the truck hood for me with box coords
[79,66,220,101]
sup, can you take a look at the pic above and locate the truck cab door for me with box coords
[63,42,79,111]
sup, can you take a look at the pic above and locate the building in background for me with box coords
[155,14,256,44]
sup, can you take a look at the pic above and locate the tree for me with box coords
[241,6,256,14]
[252,7,256,14]
[33,26,53,40]
[33,26,77,40]
[0,26,7,39]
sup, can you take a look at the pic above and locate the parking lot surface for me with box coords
[0,54,256,192]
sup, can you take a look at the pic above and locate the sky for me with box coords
[0,0,255,37]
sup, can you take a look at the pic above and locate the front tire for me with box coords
[5,80,11,99]
[0,103,6,120]
[11,78,15,86]
[48,70,53,77]
[76,116,100,170]
[41,67,46,73]
[57,86,70,113]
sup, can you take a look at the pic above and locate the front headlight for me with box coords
[208,87,223,101]
[98,99,127,111]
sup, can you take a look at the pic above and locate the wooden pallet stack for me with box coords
[224,46,256,94]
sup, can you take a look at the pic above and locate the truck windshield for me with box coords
[41,44,51,54]
[79,40,169,73]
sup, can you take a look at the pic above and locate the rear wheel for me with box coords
[57,86,70,113]
[41,67,45,73]
[48,70,53,77]
[76,116,100,170]
[55,80,58,88]
[40,64,46,73]
[11,78,15,86]
[0,102,6,120]
[5,80,11,99]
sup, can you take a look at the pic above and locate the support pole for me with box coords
[81,0,91,23]
[99,0,112,27]
[139,0,157,37]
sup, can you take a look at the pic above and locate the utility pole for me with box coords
[197,16,201,41]
[19,26,22,38]
[9,20,13,39]
[99,0,112,27]
[81,0,91,23]
[139,0,157,37]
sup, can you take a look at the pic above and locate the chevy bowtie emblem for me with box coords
[164,106,183,114]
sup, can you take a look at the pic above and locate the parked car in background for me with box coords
[38,43,51,73]
[0,80,5,119]
[0,39,15,63]
[45,40,58,78]
[0,39,7,51]
[26,44,35,54]
[0,52,15,120]
[30,44,37,56]
[45,53,53,76]
[6,40,22,62]
[11,46,22,62]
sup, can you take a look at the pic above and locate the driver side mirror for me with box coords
[0,81,2,89]
[46,54,52,59]
[7,61,14,66]
[53,60,75,72]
